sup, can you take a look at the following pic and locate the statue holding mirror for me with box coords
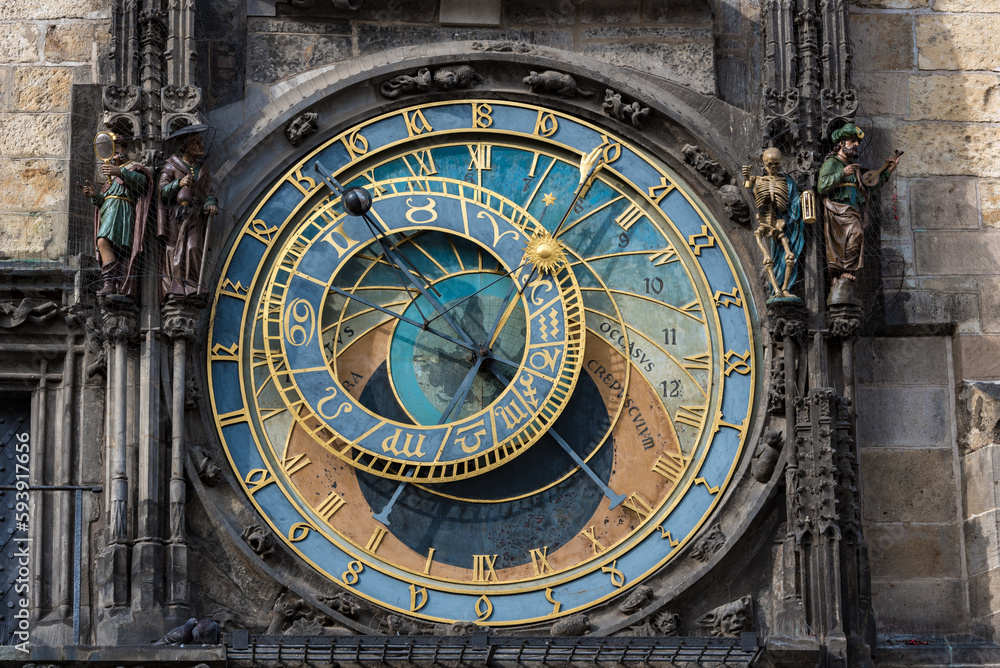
[78,131,154,299]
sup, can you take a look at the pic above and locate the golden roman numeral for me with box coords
[282,453,311,476]
[423,548,436,575]
[614,202,644,231]
[649,245,677,266]
[529,546,553,575]
[315,492,346,522]
[365,527,388,554]
[403,108,433,135]
[652,452,690,483]
[360,170,387,197]
[622,493,654,522]
[581,527,606,554]
[472,554,499,582]
[675,405,707,429]
[467,143,492,172]
[218,408,248,427]
[404,149,438,176]
[682,351,710,372]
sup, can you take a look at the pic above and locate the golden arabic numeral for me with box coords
[648,176,675,203]
[714,287,743,309]
[599,135,622,164]
[210,342,239,360]
[533,111,558,137]
[283,298,316,347]
[724,349,752,376]
[342,560,364,585]
[475,595,493,622]
[409,584,428,612]
[403,108,433,135]
[288,522,313,542]
[601,560,626,588]
[340,130,369,159]
[286,167,318,196]
[472,102,493,128]
[244,467,275,495]
[545,588,562,615]
[248,219,279,244]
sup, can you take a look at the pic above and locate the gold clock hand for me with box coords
[552,145,604,238]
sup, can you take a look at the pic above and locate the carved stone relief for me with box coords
[602,89,650,129]
[379,66,482,99]
[689,523,726,562]
[551,613,591,636]
[523,70,594,99]
[241,523,276,558]
[618,585,654,615]
[697,596,753,637]
[285,112,319,147]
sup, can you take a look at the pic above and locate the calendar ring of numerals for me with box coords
[208,100,758,626]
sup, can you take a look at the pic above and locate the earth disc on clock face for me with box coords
[207,100,757,626]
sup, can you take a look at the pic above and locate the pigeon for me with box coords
[192,617,220,645]
[152,617,197,645]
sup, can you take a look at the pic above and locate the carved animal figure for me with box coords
[432,65,483,90]
[619,585,654,615]
[152,617,197,645]
[551,613,591,636]
[380,68,432,99]
[523,70,594,99]
[285,111,319,147]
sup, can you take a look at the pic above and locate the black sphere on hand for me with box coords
[342,187,373,216]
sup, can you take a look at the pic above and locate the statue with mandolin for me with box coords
[817,122,903,305]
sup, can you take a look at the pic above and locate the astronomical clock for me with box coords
[206,100,758,627]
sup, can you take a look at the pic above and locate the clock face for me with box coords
[208,100,757,626]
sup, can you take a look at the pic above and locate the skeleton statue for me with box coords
[741,148,807,301]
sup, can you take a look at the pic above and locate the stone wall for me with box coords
[851,0,1000,640]
[0,3,108,263]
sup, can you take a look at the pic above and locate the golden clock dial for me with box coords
[208,101,757,625]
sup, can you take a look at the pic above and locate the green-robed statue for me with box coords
[817,123,901,285]
[79,135,154,298]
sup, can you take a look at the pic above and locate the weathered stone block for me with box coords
[583,41,714,94]
[856,386,951,447]
[917,15,1000,71]
[915,231,1000,275]
[0,212,64,260]
[0,1,107,20]
[861,448,957,523]
[969,568,1000,619]
[12,66,77,112]
[0,23,40,63]
[867,523,963,579]
[44,23,96,63]
[909,74,1000,123]
[850,13,914,72]
[958,384,1000,458]
[853,72,909,118]
[982,181,1000,229]
[982,277,1000,333]
[955,335,1000,382]
[0,112,69,157]
[909,177,979,230]
[870,578,967,633]
[884,289,981,334]
[0,158,67,212]
[897,123,1000,179]
[247,32,352,83]
[933,0,1000,12]
[579,0,641,23]
[440,0,501,25]
[504,0,577,24]
[643,0,712,23]
[855,337,949,386]
[852,0,926,7]
[965,512,1000,577]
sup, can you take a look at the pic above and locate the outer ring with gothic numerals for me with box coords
[207,100,758,626]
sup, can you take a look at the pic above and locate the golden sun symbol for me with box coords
[523,231,568,275]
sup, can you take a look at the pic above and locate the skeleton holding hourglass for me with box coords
[741,148,812,301]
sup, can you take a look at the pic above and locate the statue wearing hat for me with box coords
[741,147,810,302]
[818,123,902,298]
[78,134,154,299]
[158,125,218,300]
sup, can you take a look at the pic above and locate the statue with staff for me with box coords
[158,124,218,301]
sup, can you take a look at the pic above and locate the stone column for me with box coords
[101,302,138,610]
[161,299,199,625]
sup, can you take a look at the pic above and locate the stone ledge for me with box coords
[9,644,226,665]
